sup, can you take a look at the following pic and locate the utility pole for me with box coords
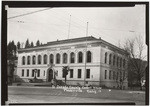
[84,22,88,86]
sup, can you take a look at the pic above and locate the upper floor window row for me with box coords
[104,52,126,68]
[22,51,92,65]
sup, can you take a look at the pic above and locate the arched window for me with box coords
[70,52,75,63]
[50,54,54,64]
[32,55,36,65]
[63,53,67,64]
[27,56,30,65]
[44,54,47,64]
[38,55,41,64]
[120,58,122,68]
[22,56,25,65]
[56,53,60,64]
[105,52,107,63]
[109,54,112,65]
[113,55,115,66]
[78,52,83,63]
[87,51,91,63]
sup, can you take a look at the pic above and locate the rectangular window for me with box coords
[113,71,115,80]
[32,69,34,77]
[105,70,107,79]
[62,70,65,78]
[22,69,24,77]
[78,69,82,78]
[120,71,122,80]
[116,72,119,80]
[37,69,40,77]
[109,70,111,80]
[123,72,125,78]
[43,71,45,76]
[113,56,115,66]
[118,59,120,68]
[86,69,90,78]
[70,69,73,78]
[123,60,126,68]
[117,58,119,67]
[27,69,29,77]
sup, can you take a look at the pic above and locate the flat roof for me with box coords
[18,36,128,55]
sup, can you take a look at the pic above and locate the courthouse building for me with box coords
[17,36,128,89]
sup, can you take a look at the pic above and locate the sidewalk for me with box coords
[8,86,145,105]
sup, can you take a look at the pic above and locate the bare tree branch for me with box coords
[123,35,147,90]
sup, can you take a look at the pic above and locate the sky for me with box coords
[7,5,147,60]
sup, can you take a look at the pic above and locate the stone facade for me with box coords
[17,36,128,89]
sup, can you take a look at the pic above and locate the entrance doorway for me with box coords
[47,69,53,82]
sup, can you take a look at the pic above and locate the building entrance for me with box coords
[47,68,53,82]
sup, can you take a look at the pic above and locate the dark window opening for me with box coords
[38,55,41,64]
[63,53,67,64]
[62,70,65,78]
[56,53,60,64]
[78,69,82,78]
[78,52,83,63]
[43,71,45,76]
[70,52,75,63]
[117,57,119,67]
[113,71,115,80]
[32,69,34,77]
[50,54,54,64]
[116,72,119,80]
[105,70,107,79]
[113,55,115,66]
[27,56,30,65]
[22,56,25,65]
[109,70,111,79]
[87,51,91,63]
[22,69,24,77]
[120,58,122,68]
[70,69,73,78]
[109,54,112,65]
[27,69,29,77]
[44,54,47,64]
[32,55,36,65]
[123,59,126,68]
[105,52,107,64]
[86,69,90,78]
[37,69,40,77]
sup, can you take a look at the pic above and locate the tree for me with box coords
[7,41,17,60]
[17,41,21,49]
[7,41,12,60]
[62,66,70,85]
[31,42,34,47]
[25,39,30,48]
[128,58,147,89]
[123,35,147,90]
[36,40,40,46]
[7,41,17,84]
